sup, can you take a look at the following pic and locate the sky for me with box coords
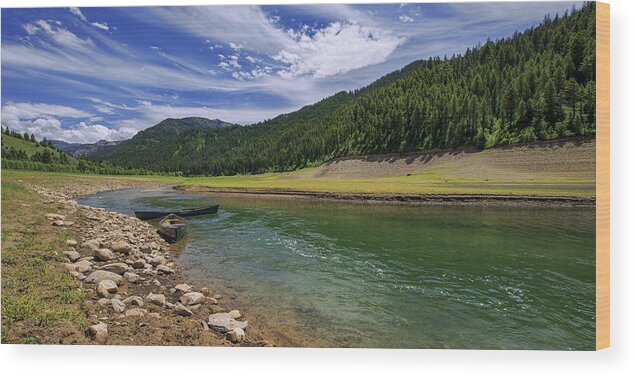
[1,2,582,144]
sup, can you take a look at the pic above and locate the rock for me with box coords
[180,292,205,306]
[165,302,175,309]
[207,313,248,333]
[148,256,166,266]
[173,303,193,316]
[70,271,86,281]
[111,299,126,313]
[229,310,242,320]
[89,322,108,343]
[146,292,166,306]
[206,298,218,305]
[63,250,81,262]
[66,239,78,247]
[97,279,118,298]
[226,327,245,343]
[200,287,212,296]
[111,240,131,254]
[210,306,225,314]
[80,239,100,253]
[123,296,144,307]
[98,298,110,306]
[175,283,192,293]
[156,265,174,274]
[94,248,115,261]
[132,259,146,269]
[46,213,65,221]
[148,313,161,320]
[85,270,123,285]
[101,263,129,275]
[125,308,145,318]
[63,221,75,226]
[52,220,66,227]
[123,272,140,283]
[73,260,93,273]
[213,294,222,300]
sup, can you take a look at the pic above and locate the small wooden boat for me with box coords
[157,214,188,243]
[134,204,219,221]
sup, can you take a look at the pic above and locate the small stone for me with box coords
[213,294,222,300]
[125,308,145,318]
[180,292,205,306]
[146,292,166,306]
[66,239,78,247]
[148,312,161,319]
[132,259,146,269]
[229,310,241,320]
[52,220,66,227]
[97,279,118,298]
[173,303,193,316]
[210,306,225,314]
[156,265,174,274]
[200,287,211,296]
[101,262,129,275]
[165,302,175,309]
[111,299,126,313]
[70,271,86,281]
[175,284,192,293]
[46,213,65,221]
[226,327,245,343]
[111,240,131,254]
[123,296,144,307]
[98,298,110,306]
[85,270,123,285]
[89,322,108,343]
[206,297,218,305]
[123,272,140,283]
[94,248,115,261]
[63,250,81,262]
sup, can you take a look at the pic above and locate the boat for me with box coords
[134,204,220,221]
[157,214,188,243]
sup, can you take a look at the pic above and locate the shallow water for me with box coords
[77,187,596,349]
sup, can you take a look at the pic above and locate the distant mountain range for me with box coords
[51,139,123,157]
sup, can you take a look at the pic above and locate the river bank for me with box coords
[176,186,596,208]
[1,172,268,346]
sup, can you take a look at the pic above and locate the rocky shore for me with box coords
[31,183,267,347]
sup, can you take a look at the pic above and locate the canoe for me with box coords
[157,214,187,243]
[134,204,219,221]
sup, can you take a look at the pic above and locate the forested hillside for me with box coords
[98,3,596,176]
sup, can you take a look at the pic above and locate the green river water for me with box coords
[77,187,595,349]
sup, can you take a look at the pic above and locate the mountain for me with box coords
[97,3,596,176]
[51,139,122,158]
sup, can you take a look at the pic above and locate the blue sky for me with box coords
[1,2,581,143]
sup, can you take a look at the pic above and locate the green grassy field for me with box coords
[1,135,72,160]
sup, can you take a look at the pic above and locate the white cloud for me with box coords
[2,102,91,120]
[273,22,404,79]
[69,7,87,22]
[23,20,94,51]
[91,22,109,31]
[399,15,414,23]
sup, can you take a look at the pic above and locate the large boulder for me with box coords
[110,240,131,254]
[80,239,100,253]
[207,313,248,333]
[88,322,108,343]
[94,248,115,261]
[97,279,118,298]
[180,292,205,306]
[85,270,123,285]
[146,293,166,307]
[63,250,81,263]
[101,263,129,275]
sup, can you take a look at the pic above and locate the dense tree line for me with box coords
[99,3,596,176]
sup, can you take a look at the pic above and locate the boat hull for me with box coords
[135,204,219,221]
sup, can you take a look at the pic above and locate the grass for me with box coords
[1,172,91,343]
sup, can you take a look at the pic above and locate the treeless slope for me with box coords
[308,139,596,182]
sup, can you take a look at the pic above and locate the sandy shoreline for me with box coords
[176,186,596,208]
